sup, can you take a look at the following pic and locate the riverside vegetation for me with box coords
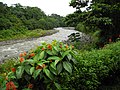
[0,41,120,90]
[0,2,65,41]
[0,0,120,89]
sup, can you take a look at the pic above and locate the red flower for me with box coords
[42,64,46,68]
[30,53,35,57]
[23,52,27,56]
[47,44,52,50]
[28,83,33,89]
[11,68,16,72]
[19,53,24,57]
[19,57,24,63]
[6,81,17,90]
[42,48,45,51]
[66,45,68,49]
[50,60,52,63]
[36,65,42,70]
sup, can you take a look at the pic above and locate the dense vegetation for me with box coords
[0,0,120,90]
[0,2,65,41]
[65,0,120,47]
[0,41,120,90]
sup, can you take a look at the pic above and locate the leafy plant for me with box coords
[1,40,76,90]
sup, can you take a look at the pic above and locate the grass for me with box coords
[0,29,58,41]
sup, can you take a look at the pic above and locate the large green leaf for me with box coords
[54,82,61,90]
[33,69,41,79]
[63,61,72,74]
[44,68,53,80]
[46,50,53,55]
[23,59,35,64]
[67,54,72,60]
[50,62,56,70]
[39,51,45,60]
[30,67,35,75]
[62,50,71,59]
[57,62,63,74]
[24,65,31,75]
[16,66,24,79]
[49,66,57,75]
[34,54,39,61]
[47,56,61,61]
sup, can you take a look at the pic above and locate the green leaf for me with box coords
[16,66,24,79]
[49,66,57,75]
[46,50,53,55]
[23,59,35,64]
[50,62,56,70]
[67,54,72,60]
[53,46,59,52]
[55,60,59,66]
[30,67,35,75]
[57,62,63,74]
[44,68,53,80]
[54,82,61,90]
[39,51,45,60]
[63,61,72,74]
[47,56,61,61]
[25,65,31,74]
[33,69,41,79]
[34,54,39,61]
[62,50,71,59]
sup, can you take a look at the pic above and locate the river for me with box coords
[0,27,78,63]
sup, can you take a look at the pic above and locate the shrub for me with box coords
[0,40,76,90]
[63,41,120,90]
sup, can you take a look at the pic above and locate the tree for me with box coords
[67,0,120,46]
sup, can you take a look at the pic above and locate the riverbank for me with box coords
[0,28,78,63]
[0,29,59,46]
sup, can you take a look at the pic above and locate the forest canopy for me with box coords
[0,2,65,30]
[65,0,120,46]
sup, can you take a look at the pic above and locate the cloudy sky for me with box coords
[1,0,77,16]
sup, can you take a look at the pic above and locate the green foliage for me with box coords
[0,28,58,41]
[0,2,65,31]
[62,41,120,90]
[66,0,120,46]
[0,41,76,90]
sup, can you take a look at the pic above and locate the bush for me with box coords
[63,41,120,90]
[0,41,76,90]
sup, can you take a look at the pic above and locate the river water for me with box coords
[0,27,78,63]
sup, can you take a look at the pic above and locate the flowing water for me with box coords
[0,27,78,63]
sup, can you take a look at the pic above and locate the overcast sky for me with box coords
[1,0,77,16]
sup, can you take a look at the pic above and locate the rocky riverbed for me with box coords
[0,27,78,63]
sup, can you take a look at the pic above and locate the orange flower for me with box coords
[36,65,42,70]
[5,77,8,80]
[50,60,52,63]
[47,44,52,50]
[6,81,17,90]
[72,45,74,49]
[11,68,16,72]
[20,57,24,63]
[28,83,33,89]
[66,45,68,48]
[42,48,45,51]
[30,53,35,57]
[19,53,24,57]
[23,52,27,56]
[42,64,46,68]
